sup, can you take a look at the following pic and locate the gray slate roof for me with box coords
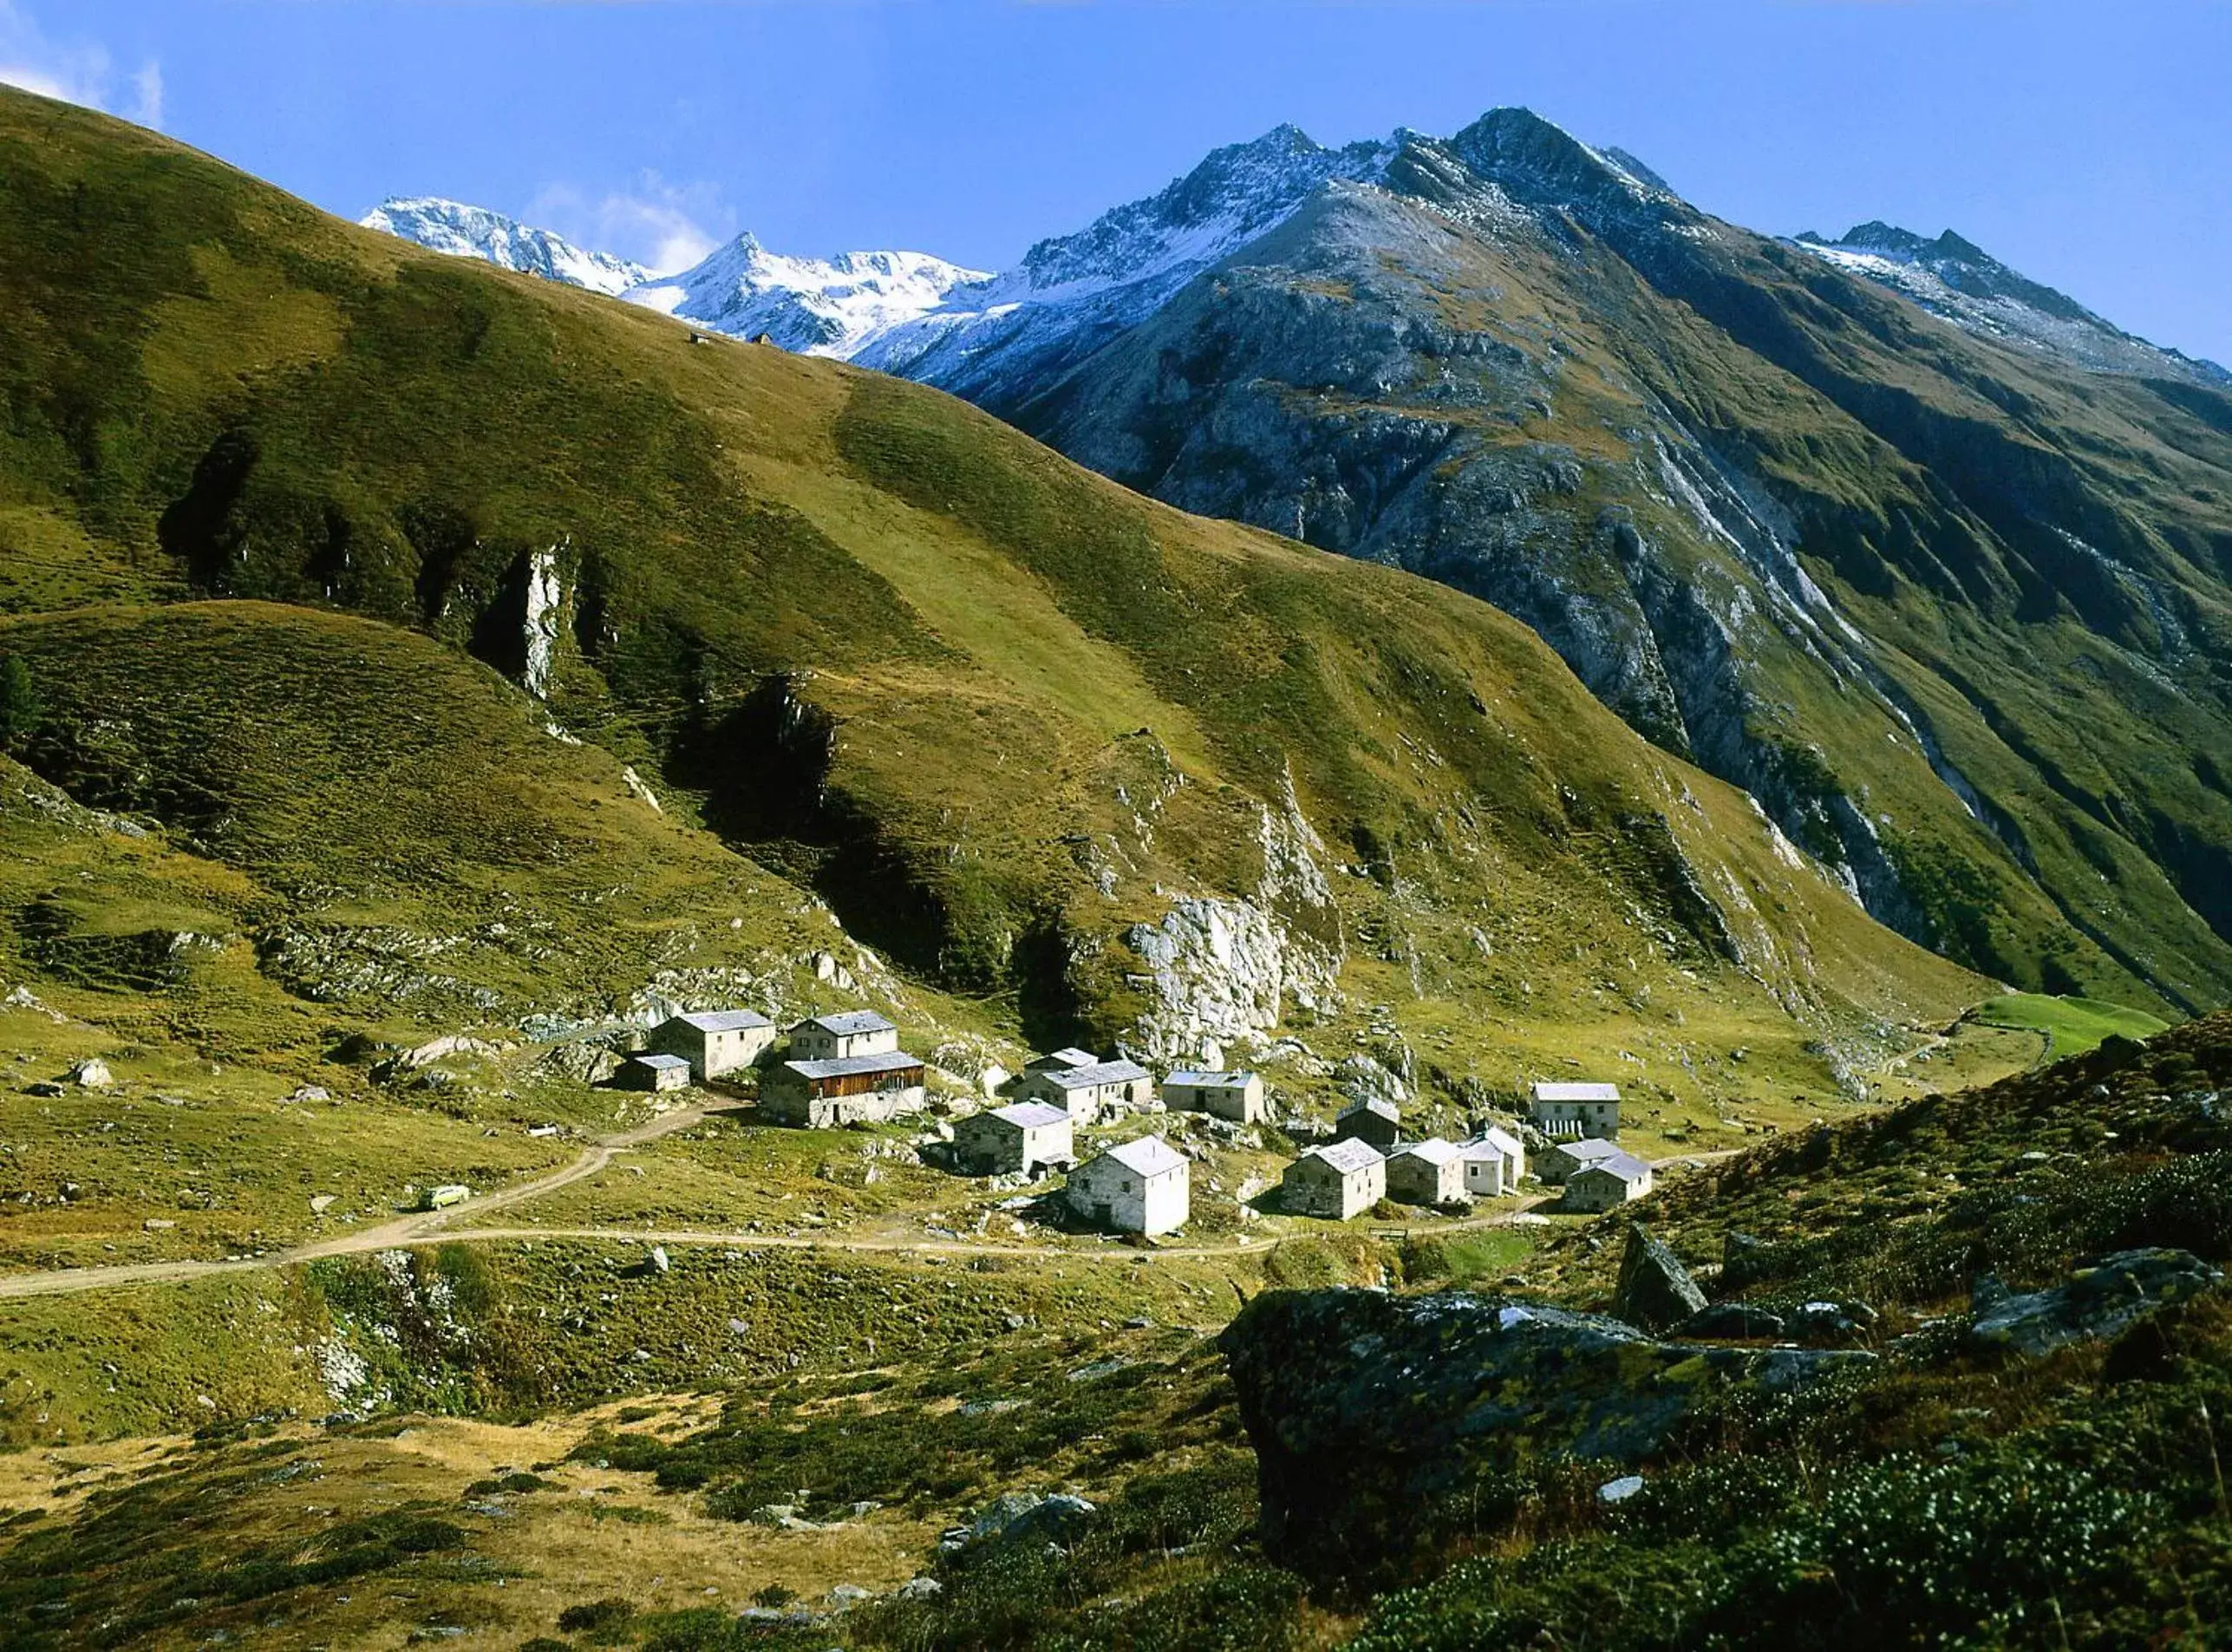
[800,1010,897,1036]
[986,1101,1070,1130]
[630,1052,691,1070]
[668,1009,773,1034]
[1166,1069,1258,1087]
[780,1050,922,1081]
[1033,1047,1100,1068]
[1299,1138,1384,1174]
[1031,1059,1151,1090]
[1338,1097,1400,1121]
[1100,1135,1186,1178]
[1463,1126,1525,1159]
[1555,1137,1627,1163]
[1390,1138,1460,1166]
[1533,1081,1621,1103]
[1574,1150,1652,1183]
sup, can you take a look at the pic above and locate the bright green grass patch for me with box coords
[1968,992,2169,1059]
[1398,1228,1537,1290]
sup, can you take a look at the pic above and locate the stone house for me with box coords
[1386,1139,1467,1207]
[1066,1136,1190,1237]
[1563,1150,1654,1212]
[1023,1047,1100,1074]
[788,1010,901,1061]
[760,1050,926,1127]
[1538,1135,1628,1185]
[954,1101,1074,1177]
[1334,1097,1401,1150]
[648,1009,775,1081]
[1530,1080,1621,1140]
[1461,1126,1527,1197]
[1281,1138,1387,1220]
[1161,1069,1267,1124]
[623,1052,693,1093]
[1013,1058,1153,1125]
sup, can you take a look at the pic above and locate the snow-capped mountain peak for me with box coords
[622,232,991,357]
[1001,121,1394,298]
[845,123,1398,397]
[360,197,651,297]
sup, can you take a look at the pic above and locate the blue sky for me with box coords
[6,0,2229,364]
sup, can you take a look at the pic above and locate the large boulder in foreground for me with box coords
[1219,1288,1868,1572]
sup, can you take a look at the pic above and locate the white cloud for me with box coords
[529,172,733,276]
[0,1,162,129]
[127,58,161,128]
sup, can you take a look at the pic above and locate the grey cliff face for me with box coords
[932,111,2232,1010]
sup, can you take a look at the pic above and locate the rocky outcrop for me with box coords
[1125,894,1337,1065]
[1970,1249,2222,1359]
[1613,1222,1708,1333]
[520,540,564,699]
[1119,771,1344,1063]
[946,1491,1098,1553]
[1220,1287,1870,1571]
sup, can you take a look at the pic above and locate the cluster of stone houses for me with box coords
[623,1008,778,1092]
[615,1011,1650,1231]
[1274,1078,1648,1219]
[1279,1122,1530,1221]
[1019,1052,1272,1238]
[1526,1081,1653,1208]
[621,1007,927,1128]
[760,1012,926,1127]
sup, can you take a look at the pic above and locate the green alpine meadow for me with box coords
[0,24,2228,1649]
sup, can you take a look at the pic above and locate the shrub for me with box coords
[556,1596,636,1636]
[0,654,41,749]
[1708,1453,2163,1645]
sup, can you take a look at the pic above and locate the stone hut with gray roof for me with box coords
[1385,1138,1467,1207]
[649,1009,775,1080]
[760,1049,925,1127]
[1014,1057,1152,1126]
[1334,1097,1401,1151]
[788,1010,900,1061]
[1162,1069,1268,1124]
[1563,1149,1654,1212]
[955,1101,1074,1177]
[1066,1135,1190,1237]
[1530,1080,1621,1140]
[1282,1138,1387,1220]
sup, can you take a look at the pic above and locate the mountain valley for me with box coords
[0,75,2227,1652]
[375,110,2232,1025]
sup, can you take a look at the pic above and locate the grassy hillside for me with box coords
[0,84,1982,1118]
[8,1021,2232,1649]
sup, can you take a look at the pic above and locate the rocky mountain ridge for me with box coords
[1792,219,2231,385]
[984,106,2232,1016]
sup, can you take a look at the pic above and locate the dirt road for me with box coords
[0,1120,1726,1303]
[0,1103,720,1302]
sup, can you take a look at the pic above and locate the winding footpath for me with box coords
[0,1107,1733,1303]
